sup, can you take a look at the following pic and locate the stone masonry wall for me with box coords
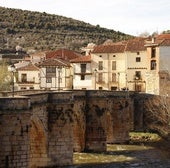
[85,95,107,152]
[107,97,130,144]
[29,105,49,168]
[0,98,31,168]
[72,92,86,152]
[28,93,49,168]
[47,92,75,166]
[1,91,168,167]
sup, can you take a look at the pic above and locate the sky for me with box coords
[0,0,170,36]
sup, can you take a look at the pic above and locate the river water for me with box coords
[51,133,170,168]
[69,143,170,168]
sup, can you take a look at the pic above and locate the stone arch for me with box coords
[29,116,48,168]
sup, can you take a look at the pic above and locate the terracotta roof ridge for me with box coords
[18,62,39,71]
[55,58,70,66]
[70,55,91,63]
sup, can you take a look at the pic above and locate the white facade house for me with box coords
[125,38,148,92]
[145,34,170,95]
[11,35,170,95]
[91,38,148,91]
[91,43,127,90]
[70,55,92,90]
[39,58,72,90]
[17,63,40,90]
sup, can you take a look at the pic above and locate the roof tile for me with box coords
[125,37,146,51]
[70,55,91,63]
[17,63,39,71]
[92,44,126,53]
[46,49,81,60]
[38,58,70,67]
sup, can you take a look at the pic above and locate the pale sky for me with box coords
[0,0,170,36]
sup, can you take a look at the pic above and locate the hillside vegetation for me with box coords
[0,7,133,52]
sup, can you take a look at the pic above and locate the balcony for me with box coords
[75,72,92,75]
[18,80,35,84]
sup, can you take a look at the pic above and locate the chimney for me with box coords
[152,37,156,43]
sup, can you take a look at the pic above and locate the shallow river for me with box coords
[66,143,170,168]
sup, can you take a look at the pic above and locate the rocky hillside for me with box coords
[0,7,133,52]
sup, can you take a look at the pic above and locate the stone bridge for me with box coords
[0,90,169,168]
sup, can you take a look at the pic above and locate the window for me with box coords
[111,86,117,90]
[81,64,86,73]
[46,67,56,73]
[137,52,140,55]
[136,57,141,62]
[151,60,156,70]
[98,73,103,82]
[99,87,103,90]
[21,74,27,82]
[151,47,156,58]
[135,71,141,79]
[112,73,116,82]
[81,75,85,80]
[112,61,116,70]
[136,84,142,92]
[30,87,34,90]
[46,67,56,77]
[46,77,52,83]
[98,61,103,70]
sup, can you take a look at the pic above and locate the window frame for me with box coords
[112,61,116,70]
[136,57,141,62]
[98,61,103,70]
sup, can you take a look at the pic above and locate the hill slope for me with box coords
[0,7,133,51]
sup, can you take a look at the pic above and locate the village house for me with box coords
[38,58,72,90]
[125,37,147,92]
[10,35,170,95]
[38,48,82,90]
[17,63,40,90]
[70,55,92,90]
[145,34,170,95]
[91,42,126,90]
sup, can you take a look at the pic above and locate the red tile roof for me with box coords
[159,39,170,46]
[154,34,170,46]
[45,49,81,60]
[146,34,170,46]
[156,34,170,40]
[92,44,126,53]
[125,37,146,51]
[92,37,147,53]
[38,58,70,67]
[70,55,91,63]
[17,63,39,71]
